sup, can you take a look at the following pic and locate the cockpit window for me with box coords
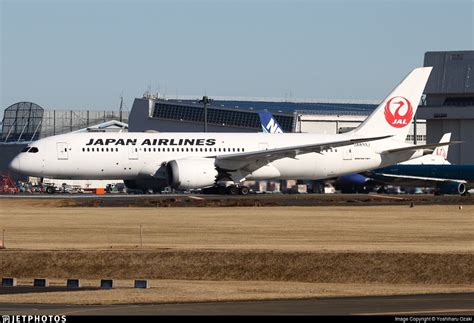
[29,147,39,153]
[21,147,31,152]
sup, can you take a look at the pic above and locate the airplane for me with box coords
[362,164,474,195]
[10,67,455,195]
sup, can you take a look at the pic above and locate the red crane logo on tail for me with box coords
[434,147,447,159]
[384,96,413,128]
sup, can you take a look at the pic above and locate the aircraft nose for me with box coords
[9,156,21,173]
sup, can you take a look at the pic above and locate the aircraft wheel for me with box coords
[239,186,249,195]
[46,186,55,194]
[227,185,239,195]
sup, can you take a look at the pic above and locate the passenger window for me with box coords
[29,147,39,153]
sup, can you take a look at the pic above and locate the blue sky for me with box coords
[1,0,472,111]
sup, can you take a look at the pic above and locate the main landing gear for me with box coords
[226,185,249,195]
[202,185,249,195]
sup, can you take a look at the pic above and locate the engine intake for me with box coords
[435,181,467,195]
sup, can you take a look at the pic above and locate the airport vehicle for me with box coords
[10,67,454,195]
[0,173,19,194]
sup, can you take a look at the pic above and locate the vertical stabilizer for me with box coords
[402,132,452,165]
[432,133,451,161]
[257,110,284,134]
[350,67,433,141]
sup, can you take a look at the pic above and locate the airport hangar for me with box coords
[0,50,472,188]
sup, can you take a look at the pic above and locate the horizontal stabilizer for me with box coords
[381,141,462,154]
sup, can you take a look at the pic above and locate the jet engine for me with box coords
[167,158,218,190]
[435,181,467,195]
[335,173,374,193]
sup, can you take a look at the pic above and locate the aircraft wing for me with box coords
[381,141,462,154]
[371,172,467,184]
[215,135,391,170]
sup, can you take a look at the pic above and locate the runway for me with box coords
[0,293,473,315]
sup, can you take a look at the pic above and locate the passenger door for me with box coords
[56,142,69,160]
[343,147,353,160]
[128,145,139,160]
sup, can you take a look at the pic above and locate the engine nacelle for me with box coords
[435,181,467,195]
[167,158,218,190]
[335,173,373,193]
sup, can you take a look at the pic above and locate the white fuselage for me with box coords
[10,132,420,182]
